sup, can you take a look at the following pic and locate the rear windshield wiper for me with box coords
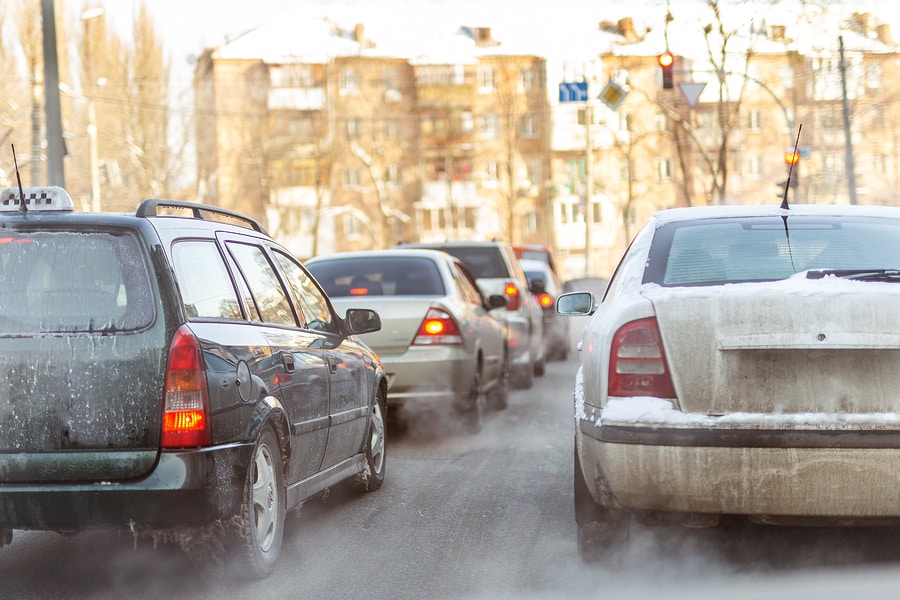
[806,269,900,282]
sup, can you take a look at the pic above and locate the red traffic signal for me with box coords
[658,52,674,89]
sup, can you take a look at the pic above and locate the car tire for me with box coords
[354,389,387,492]
[574,440,629,561]
[232,426,285,579]
[513,358,535,390]
[460,371,485,433]
[534,353,546,377]
[487,352,509,410]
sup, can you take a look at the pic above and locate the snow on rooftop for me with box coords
[210,0,898,67]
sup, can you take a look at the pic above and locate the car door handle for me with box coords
[282,351,295,373]
[327,354,338,374]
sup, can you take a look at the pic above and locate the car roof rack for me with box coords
[136,199,267,234]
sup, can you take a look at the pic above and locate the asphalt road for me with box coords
[5,351,900,599]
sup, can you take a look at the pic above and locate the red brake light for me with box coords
[608,317,675,398]
[350,286,370,295]
[413,308,463,345]
[538,292,554,308]
[162,325,211,448]
[503,282,521,311]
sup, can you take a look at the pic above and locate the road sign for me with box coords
[678,82,706,108]
[599,81,627,110]
[559,81,588,103]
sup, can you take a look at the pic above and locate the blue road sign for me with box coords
[559,81,588,103]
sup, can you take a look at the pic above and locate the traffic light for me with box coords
[784,150,800,188]
[658,52,674,89]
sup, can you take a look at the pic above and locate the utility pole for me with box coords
[583,103,593,277]
[838,36,858,205]
[41,0,65,186]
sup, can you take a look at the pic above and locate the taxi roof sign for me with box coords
[0,186,75,212]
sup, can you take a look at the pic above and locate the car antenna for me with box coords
[11,144,27,213]
[781,125,802,210]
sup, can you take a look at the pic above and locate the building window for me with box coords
[524,210,540,233]
[619,158,630,182]
[478,66,495,93]
[338,67,359,96]
[484,161,499,182]
[520,66,536,92]
[780,65,795,89]
[346,118,361,139]
[613,68,630,87]
[866,62,882,89]
[481,114,499,139]
[385,164,400,185]
[525,159,541,187]
[460,110,475,133]
[521,114,538,138]
[343,213,363,237]
[342,168,362,189]
[657,158,673,181]
[747,109,762,131]
[747,155,761,179]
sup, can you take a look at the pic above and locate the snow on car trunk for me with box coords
[645,275,900,417]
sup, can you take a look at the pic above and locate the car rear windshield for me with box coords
[0,230,153,333]
[308,257,445,297]
[436,246,508,279]
[645,215,900,286]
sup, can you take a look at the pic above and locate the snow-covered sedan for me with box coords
[558,203,900,559]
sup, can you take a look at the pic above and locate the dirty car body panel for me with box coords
[563,204,900,556]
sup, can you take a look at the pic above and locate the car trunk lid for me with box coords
[646,278,900,416]
[331,297,439,355]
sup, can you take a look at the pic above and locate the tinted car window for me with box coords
[439,247,508,278]
[172,240,242,319]
[309,257,445,297]
[273,250,336,333]
[227,242,297,326]
[646,216,900,286]
[0,230,152,333]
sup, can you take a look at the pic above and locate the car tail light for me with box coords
[537,292,554,309]
[412,308,463,345]
[608,317,675,398]
[503,282,521,311]
[162,325,211,448]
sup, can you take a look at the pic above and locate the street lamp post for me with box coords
[82,8,104,212]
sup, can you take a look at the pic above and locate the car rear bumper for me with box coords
[579,416,900,520]
[380,346,474,404]
[0,442,254,532]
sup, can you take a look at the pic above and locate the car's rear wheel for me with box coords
[574,440,629,561]
[460,370,485,433]
[232,426,285,578]
[513,357,535,390]
[487,351,510,410]
[534,353,546,377]
[354,389,386,492]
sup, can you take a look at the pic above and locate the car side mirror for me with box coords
[345,308,382,334]
[556,291,595,316]
[486,294,507,310]
[530,278,547,295]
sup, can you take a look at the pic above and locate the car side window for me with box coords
[172,240,242,320]
[454,262,484,306]
[273,250,336,334]
[226,242,297,327]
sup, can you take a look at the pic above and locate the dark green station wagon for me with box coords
[0,186,386,577]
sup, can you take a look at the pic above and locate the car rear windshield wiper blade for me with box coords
[806,269,900,281]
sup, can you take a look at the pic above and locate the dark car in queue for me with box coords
[306,249,509,432]
[0,187,386,578]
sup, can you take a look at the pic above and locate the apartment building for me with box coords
[193,5,900,276]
